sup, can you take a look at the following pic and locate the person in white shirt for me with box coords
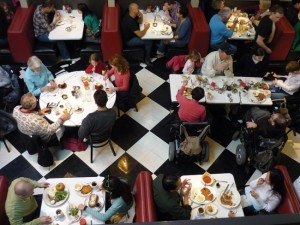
[242,168,284,215]
[201,42,234,77]
[271,61,300,99]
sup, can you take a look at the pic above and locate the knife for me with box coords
[222,183,229,196]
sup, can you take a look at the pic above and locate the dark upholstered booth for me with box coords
[0,176,10,225]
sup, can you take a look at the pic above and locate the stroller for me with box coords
[169,122,210,164]
[235,107,289,173]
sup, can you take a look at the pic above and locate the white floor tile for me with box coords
[0,140,21,168]
[226,139,241,155]
[245,169,262,186]
[136,69,165,95]
[282,132,300,164]
[35,177,48,195]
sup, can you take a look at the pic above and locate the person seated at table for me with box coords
[254,5,284,55]
[166,50,203,74]
[209,7,238,53]
[79,176,134,223]
[121,2,153,67]
[77,3,100,42]
[176,79,206,122]
[5,177,52,225]
[285,0,300,27]
[104,54,130,103]
[163,0,181,27]
[33,0,71,61]
[201,42,234,77]
[205,0,225,23]
[0,1,14,24]
[78,90,116,139]
[25,56,56,97]
[235,47,267,77]
[85,53,108,75]
[241,168,285,215]
[0,6,8,48]
[270,61,300,100]
[152,174,192,220]
[13,92,70,145]
[156,6,191,58]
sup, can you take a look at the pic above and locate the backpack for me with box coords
[61,136,88,152]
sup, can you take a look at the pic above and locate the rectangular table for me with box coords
[140,10,173,40]
[40,177,105,225]
[227,13,255,41]
[49,10,84,40]
[181,173,244,219]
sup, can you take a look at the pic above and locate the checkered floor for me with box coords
[1,57,300,190]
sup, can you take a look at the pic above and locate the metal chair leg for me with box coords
[3,139,10,152]
[90,145,93,163]
[109,140,116,156]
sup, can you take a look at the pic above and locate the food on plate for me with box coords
[200,187,214,201]
[68,206,80,218]
[55,190,68,202]
[81,185,93,195]
[202,173,213,184]
[55,110,60,116]
[261,83,269,90]
[74,106,83,113]
[88,194,99,208]
[58,82,67,89]
[184,87,192,95]
[161,26,169,33]
[81,75,93,82]
[62,94,68,100]
[206,205,213,213]
[220,192,235,206]
[59,104,64,108]
[253,91,258,97]
[196,194,205,202]
[257,93,266,101]
[75,184,82,191]
[95,83,103,90]
[63,109,69,114]
[56,182,65,191]
[239,19,246,24]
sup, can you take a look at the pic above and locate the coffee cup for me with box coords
[198,207,205,216]
[228,209,237,218]
[91,181,98,190]
[55,209,64,218]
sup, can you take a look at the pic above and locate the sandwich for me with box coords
[88,194,98,208]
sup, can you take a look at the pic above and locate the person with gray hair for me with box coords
[25,56,56,96]
[5,177,52,224]
[13,92,70,143]
[209,6,238,53]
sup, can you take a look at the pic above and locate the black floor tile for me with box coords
[151,114,173,144]
[111,115,148,151]
[278,153,300,182]
[6,129,27,154]
[147,58,169,80]
[0,156,42,182]
[148,82,172,110]
[100,153,150,187]
[44,154,97,179]
[130,64,143,75]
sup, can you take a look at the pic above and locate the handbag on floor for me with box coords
[62,136,88,152]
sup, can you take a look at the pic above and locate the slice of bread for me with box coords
[88,194,98,208]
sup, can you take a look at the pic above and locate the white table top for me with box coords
[49,10,84,40]
[39,71,116,127]
[181,173,244,219]
[227,14,256,41]
[140,10,173,40]
[40,177,105,225]
[169,74,272,106]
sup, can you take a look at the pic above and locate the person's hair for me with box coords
[20,93,36,109]
[108,54,129,75]
[186,50,201,62]
[162,175,180,191]
[285,61,300,73]
[270,5,284,14]
[292,0,300,5]
[192,87,205,101]
[102,176,133,205]
[27,56,42,70]
[273,113,287,128]
[253,47,265,57]
[94,90,108,107]
[77,3,92,19]
[218,6,232,18]
[164,0,175,5]
[0,1,7,9]
[89,53,101,64]
[42,0,54,8]
[269,168,285,199]
[14,180,32,197]
[212,0,225,9]
[178,6,188,18]
[259,0,271,10]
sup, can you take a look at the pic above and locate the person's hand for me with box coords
[39,108,51,115]
[215,63,229,71]
[41,86,54,92]
[144,22,150,30]
[272,73,279,78]
[78,204,85,211]
[246,121,257,128]
[39,216,52,224]
[164,10,170,17]
[233,17,239,24]
[50,80,56,87]
[182,79,188,87]
[39,182,50,188]
[61,112,71,121]
[257,178,265,185]
[137,11,142,18]
[250,190,259,199]
[181,179,192,197]
[272,78,278,85]
[266,48,272,54]
[106,87,115,94]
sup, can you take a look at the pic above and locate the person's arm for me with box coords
[24,75,41,96]
[115,72,130,92]
[182,60,193,74]
[255,192,281,212]
[168,194,192,220]
[43,64,54,81]
[200,107,207,122]
[134,24,150,38]
[176,80,188,103]
[78,117,91,139]
[176,19,190,40]
[37,114,68,136]
[107,68,114,78]
[274,78,300,92]
[8,217,41,225]
[85,64,94,74]
[201,57,217,77]
[224,58,234,77]
[256,35,272,54]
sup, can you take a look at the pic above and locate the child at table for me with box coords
[85,53,107,75]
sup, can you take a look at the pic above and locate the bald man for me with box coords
[121,3,153,66]
[5,177,51,225]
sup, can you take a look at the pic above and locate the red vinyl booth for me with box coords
[0,176,10,225]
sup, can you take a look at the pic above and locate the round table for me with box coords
[39,71,116,126]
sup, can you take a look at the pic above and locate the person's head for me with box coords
[268,113,287,128]
[101,175,133,205]
[253,48,265,62]
[176,6,188,19]
[108,54,129,74]
[218,7,232,22]
[267,168,285,197]
[20,93,37,110]
[164,1,176,10]
[89,53,101,66]
[77,3,92,18]
[187,50,201,62]
[285,61,300,74]
[292,0,300,9]
[212,0,225,10]
[14,180,35,199]
[27,56,43,74]
[42,0,55,13]
[218,42,234,60]
[192,87,205,101]
[269,5,284,23]
[162,175,181,192]
[94,90,108,107]
[259,0,271,10]
[129,2,139,16]
[0,1,9,12]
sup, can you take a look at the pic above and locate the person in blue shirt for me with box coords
[209,7,238,53]
[24,56,56,96]
[157,6,191,57]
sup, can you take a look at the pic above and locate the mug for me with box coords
[55,209,64,218]
[91,181,98,190]
[228,209,237,218]
[198,207,205,216]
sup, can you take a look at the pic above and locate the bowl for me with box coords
[202,173,214,185]
[74,183,82,191]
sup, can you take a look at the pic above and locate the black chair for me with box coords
[0,110,17,152]
[88,128,116,163]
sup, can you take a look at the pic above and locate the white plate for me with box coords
[84,193,105,211]
[217,189,241,209]
[42,185,69,207]
[76,184,93,197]
[247,90,271,103]
[205,203,218,215]
[66,205,81,222]
[190,186,217,204]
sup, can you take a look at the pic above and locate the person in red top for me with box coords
[85,53,108,74]
[176,79,206,122]
[104,54,130,100]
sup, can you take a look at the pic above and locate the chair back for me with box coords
[89,129,112,145]
[0,110,17,137]
[128,73,142,108]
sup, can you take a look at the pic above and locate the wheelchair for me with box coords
[169,122,210,164]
